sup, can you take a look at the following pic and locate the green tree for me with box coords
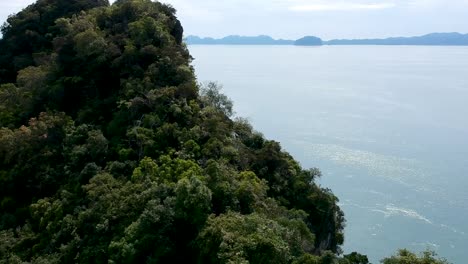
[0,0,109,84]
[381,249,450,264]
[197,212,314,264]
[342,252,370,264]
[200,82,234,117]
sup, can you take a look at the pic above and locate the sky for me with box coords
[1,0,468,40]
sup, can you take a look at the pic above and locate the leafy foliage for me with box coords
[197,212,314,264]
[381,249,450,264]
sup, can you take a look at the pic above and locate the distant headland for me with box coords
[185,32,468,46]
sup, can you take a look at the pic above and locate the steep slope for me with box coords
[0,0,346,263]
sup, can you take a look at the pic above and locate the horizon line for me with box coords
[185,32,468,42]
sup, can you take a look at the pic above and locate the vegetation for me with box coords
[0,0,451,263]
[381,249,450,264]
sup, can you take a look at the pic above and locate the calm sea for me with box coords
[189,45,468,264]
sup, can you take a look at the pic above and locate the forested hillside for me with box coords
[0,0,450,263]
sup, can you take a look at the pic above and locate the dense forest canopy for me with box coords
[0,0,451,263]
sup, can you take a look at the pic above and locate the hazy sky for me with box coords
[1,0,468,40]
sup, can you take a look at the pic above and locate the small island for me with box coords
[294,36,323,46]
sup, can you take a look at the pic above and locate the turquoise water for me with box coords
[189,45,468,263]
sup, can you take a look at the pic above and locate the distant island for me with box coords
[185,32,468,46]
[295,36,323,46]
[325,32,468,45]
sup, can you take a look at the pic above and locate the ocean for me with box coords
[189,45,468,263]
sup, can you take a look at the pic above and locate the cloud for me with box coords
[289,2,396,11]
